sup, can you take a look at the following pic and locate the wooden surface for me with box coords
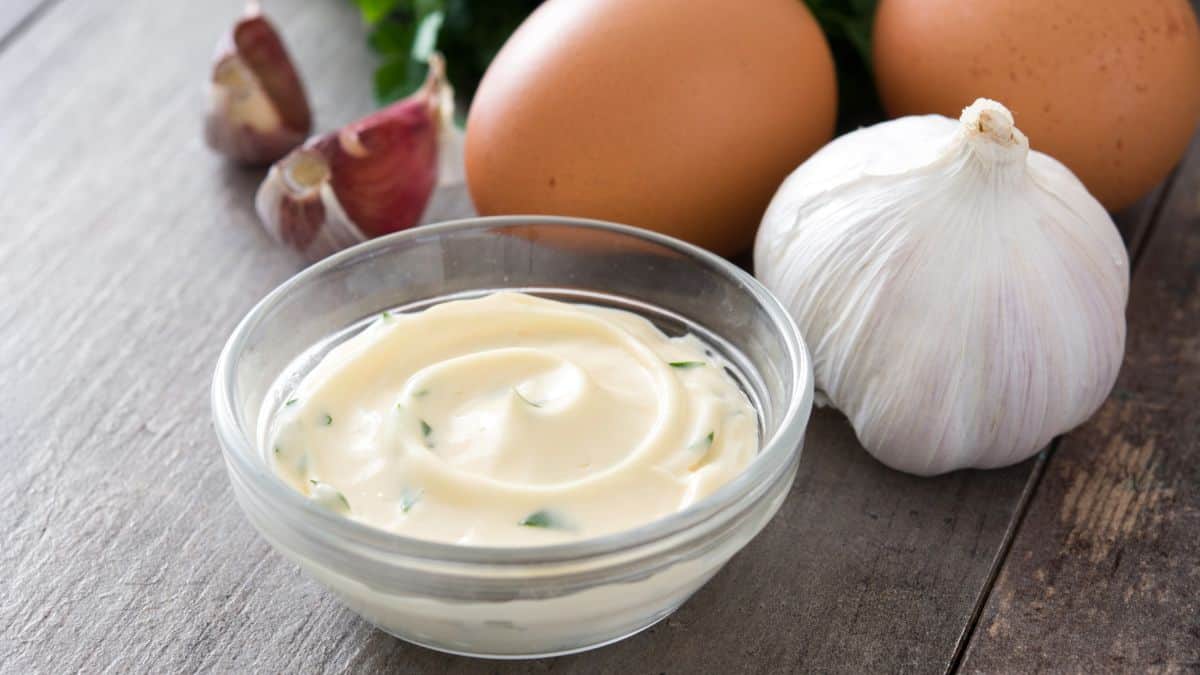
[960,139,1200,673]
[0,1,1195,672]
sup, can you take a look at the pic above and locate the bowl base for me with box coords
[370,600,683,660]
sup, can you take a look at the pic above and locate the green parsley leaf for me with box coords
[352,0,403,25]
[669,361,705,369]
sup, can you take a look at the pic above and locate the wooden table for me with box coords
[2,1,1196,672]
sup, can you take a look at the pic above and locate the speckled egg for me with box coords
[873,0,1200,210]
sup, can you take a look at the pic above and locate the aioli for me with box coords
[269,292,758,545]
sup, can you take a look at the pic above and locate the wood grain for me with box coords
[0,0,377,671]
[0,0,52,53]
[0,0,1190,673]
[960,138,1200,672]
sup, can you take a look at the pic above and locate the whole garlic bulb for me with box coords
[755,98,1129,476]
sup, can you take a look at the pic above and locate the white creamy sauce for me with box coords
[268,292,758,545]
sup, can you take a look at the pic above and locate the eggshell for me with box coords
[873,0,1200,211]
[465,0,836,256]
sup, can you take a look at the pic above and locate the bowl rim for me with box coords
[211,215,812,567]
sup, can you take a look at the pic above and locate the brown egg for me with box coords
[465,0,836,257]
[873,0,1200,211]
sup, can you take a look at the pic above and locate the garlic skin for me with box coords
[755,99,1129,476]
[205,3,312,166]
[255,54,472,261]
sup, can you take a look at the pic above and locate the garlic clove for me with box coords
[256,54,470,260]
[205,2,312,166]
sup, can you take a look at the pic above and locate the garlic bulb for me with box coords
[755,99,1129,476]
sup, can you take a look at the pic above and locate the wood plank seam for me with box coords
[1127,163,1184,266]
[946,450,1051,675]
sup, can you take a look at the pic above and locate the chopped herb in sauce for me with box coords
[519,509,568,529]
[669,361,705,369]
[285,398,299,407]
[513,388,543,407]
[420,419,433,441]
[380,310,392,320]
[413,388,430,397]
[400,488,423,513]
[321,413,333,426]
[688,432,716,471]
[308,479,350,513]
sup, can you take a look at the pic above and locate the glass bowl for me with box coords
[211,216,813,658]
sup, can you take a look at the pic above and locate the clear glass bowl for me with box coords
[211,216,813,658]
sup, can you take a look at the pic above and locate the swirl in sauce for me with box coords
[269,292,758,545]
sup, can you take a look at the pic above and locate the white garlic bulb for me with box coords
[755,99,1129,476]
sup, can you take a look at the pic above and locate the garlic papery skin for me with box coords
[255,54,473,261]
[205,2,312,166]
[754,98,1129,476]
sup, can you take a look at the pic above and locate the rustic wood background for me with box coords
[1,1,1196,672]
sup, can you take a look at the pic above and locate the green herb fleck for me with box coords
[513,388,542,407]
[691,431,715,451]
[413,388,430,397]
[321,414,333,426]
[420,419,432,438]
[688,432,717,470]
[380,310,392,320]
[285,398,299,407]
[273,446,282,456]
[518,509,561,529]
[308,479,350,514]
[669,361,705,369]
[400,488,423,513]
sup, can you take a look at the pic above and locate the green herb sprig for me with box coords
[351,0,543,109]
[349,0,881,128]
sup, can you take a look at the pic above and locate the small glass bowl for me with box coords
[211,216,813,658]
